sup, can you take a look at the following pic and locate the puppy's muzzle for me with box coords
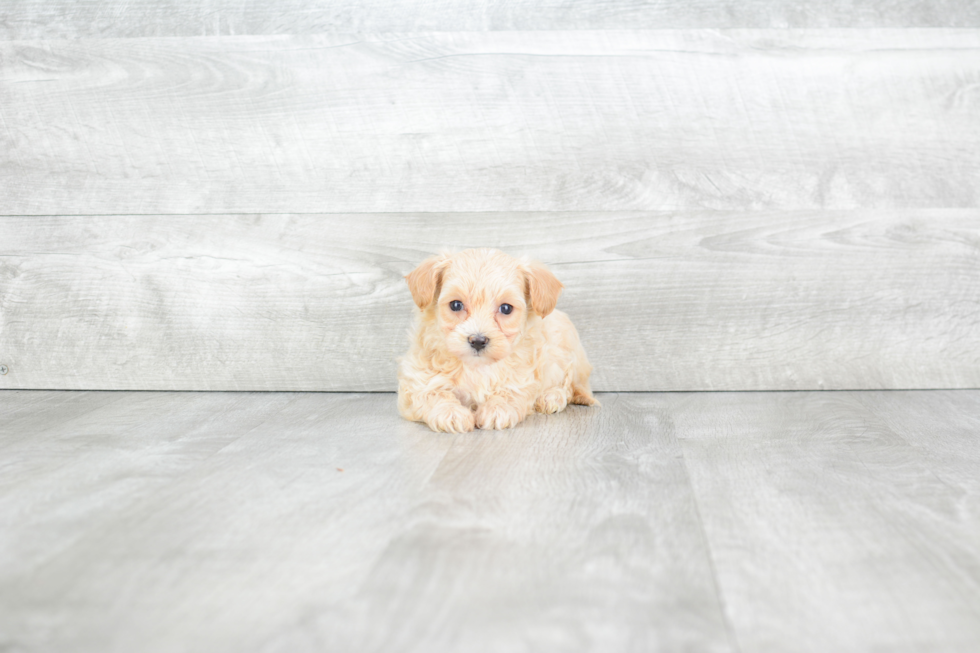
[468,334,489,352]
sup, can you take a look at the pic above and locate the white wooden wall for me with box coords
[1,4,978,391]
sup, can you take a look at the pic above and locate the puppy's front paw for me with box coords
[476,401,523,430]
[425,402,475,433]
[534,388,569,414]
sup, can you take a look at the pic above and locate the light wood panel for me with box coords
[672,390,980,653]
[2,30,979,215]
[1,211,977,391]
[0,391,457,653]
[0,391,733,653]
[301,393,732,652]
[3,389,979,651]
[2,0,979,39]
[0,0,980,40]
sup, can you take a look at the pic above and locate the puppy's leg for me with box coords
[398,376,475,433]
[535,366,570,414]
[423,394,476,433]
[535,362,599,412]
[411,391,475,433]
[536,311,600,410]
[570,384,599,406]
[535,386,570,414]
[568,362,600,407]
[475,392,534,430]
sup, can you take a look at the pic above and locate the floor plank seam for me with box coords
[674,436,744,653]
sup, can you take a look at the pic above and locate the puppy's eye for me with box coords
[499,303,513,315]
[449,300,464,312]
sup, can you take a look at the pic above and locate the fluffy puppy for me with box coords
[398,248,598,433]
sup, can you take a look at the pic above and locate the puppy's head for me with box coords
[405,249,563,365]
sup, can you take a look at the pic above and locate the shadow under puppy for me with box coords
[398,248,598,433]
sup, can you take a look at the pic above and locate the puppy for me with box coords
[398,248,598,433]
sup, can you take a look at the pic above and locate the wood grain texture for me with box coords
[671,390,980,653]
[1,211,977,392]
[0,391,733,653]
[2,30,979,214]
[3,389,979,651]
[2,0,979,39]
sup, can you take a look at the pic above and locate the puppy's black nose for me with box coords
[468,334,489,351]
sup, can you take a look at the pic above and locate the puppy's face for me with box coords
[437,262,526,365]
[406,249,563,366]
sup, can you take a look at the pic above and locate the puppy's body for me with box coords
[398,248,597,433]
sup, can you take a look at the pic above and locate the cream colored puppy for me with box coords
[398,248,598,433]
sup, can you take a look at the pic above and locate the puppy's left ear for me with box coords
[522,260,564,318]
[405,253,451,309]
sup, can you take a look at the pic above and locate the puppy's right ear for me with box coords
[405,254,450,309]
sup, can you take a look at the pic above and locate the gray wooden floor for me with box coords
[2,390,978,652]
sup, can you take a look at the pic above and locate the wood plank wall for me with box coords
[1,4,978,391]
[3,1,980,38]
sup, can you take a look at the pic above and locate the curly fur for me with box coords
[398,248,598,432]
